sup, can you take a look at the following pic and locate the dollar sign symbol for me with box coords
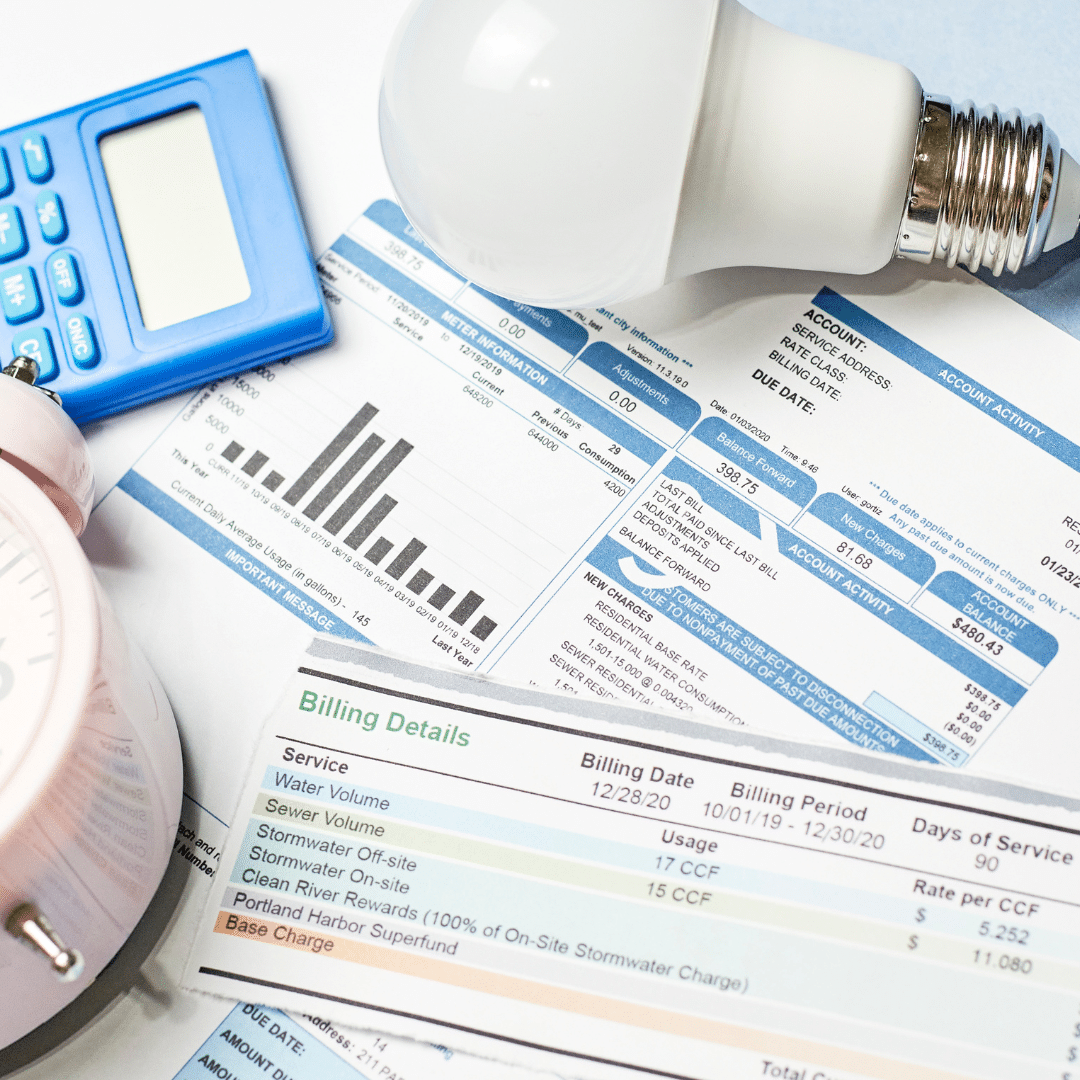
[915,908,926,924]
[908,935,919,950]
[1070,1046,1077,1062]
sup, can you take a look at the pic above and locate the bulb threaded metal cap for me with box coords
[896,94,1062,276]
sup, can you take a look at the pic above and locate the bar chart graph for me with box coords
[210,400,501,642]
[133,209,661,664]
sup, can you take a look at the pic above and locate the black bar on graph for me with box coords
[365,537,394,565]
[302,434,385,520]
[406,569,434,595]
[324,439,413,536]
[449,591,484,625]
[242,451,269,476]
[282,403,379,506]
[262,471,284,492]
[471,616,497,642]
[222,441,244,462]
[428,584,455,610]
[343,495,397,551]
[386,539,426,580]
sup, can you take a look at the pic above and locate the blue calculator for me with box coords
[0,51,332,423]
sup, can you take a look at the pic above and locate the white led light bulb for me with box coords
[380,0,1080,308]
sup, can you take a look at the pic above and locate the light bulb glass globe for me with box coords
[380,0,1080,309]
[381,0,719,307]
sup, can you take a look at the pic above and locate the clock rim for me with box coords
[0,460,99,842]
[0,374,94,536]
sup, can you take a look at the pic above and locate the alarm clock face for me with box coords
[0,498,59,791]
[0,385,182,1052]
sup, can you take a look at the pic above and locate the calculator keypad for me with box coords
[0,150,13,199]
[46,251,82,306]
[62,313,97,369]
[1,266,42,323]
[0,205,27,262]
[12,326,57,382]
[35,191,66,243]
[0,131,103,379]
[20,135,52,184]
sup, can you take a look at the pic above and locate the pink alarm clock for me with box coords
[0,358,183,1048]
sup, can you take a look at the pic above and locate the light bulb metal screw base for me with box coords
[897,94,1062,276]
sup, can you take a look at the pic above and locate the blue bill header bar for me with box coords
[776,527,1025,704]
[926,571,1058,665]
[811,287,1080,475]
[691,416,818,507]
[576,342,702,433]
[361,198,466,282]
[807,493,936,585]
[329,233,663,466]
[585,534,933,762]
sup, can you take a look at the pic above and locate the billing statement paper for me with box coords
[81,198,1080,1079]
[183,640,1080,1080]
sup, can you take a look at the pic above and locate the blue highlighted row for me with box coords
[927,571,1057,665]
[807,493,935,585]
[586,534,933,762]
[865,691,968,767]
[689,416,818,507]
[330,231,663,467]
[812,287,1080,476]
[253,771,650,874]
[575,341,701,434]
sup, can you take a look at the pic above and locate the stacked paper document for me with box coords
[38,195,1080,1080]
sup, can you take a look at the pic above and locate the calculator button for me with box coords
[20,135,52,183]
[0,149,13,197]
[0,205,27,262]
[46,251,82,305]
[12,326,57,382]
[63,313,98,368]
[35,191,66,243]
[0,266,42,323]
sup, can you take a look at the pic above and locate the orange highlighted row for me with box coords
[213,910,977,1080]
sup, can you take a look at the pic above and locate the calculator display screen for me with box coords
[99,107,251,331]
